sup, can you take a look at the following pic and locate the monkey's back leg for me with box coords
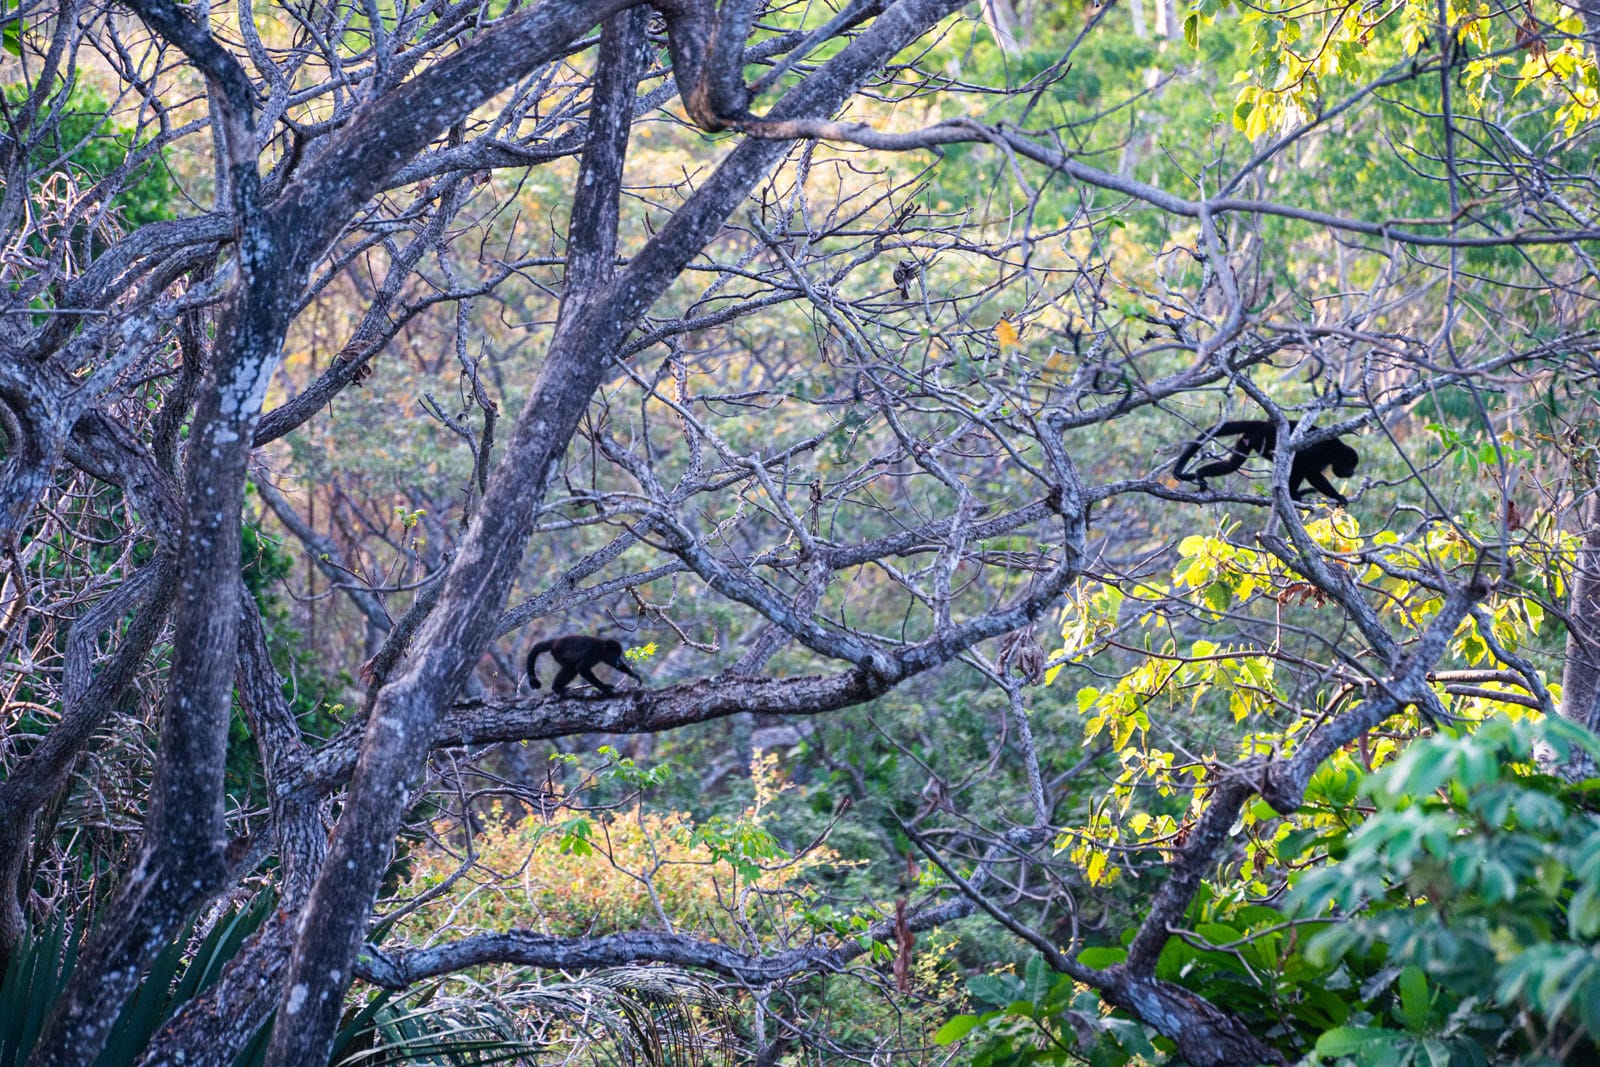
[550,664,579,695]
[1187,443,1254,482]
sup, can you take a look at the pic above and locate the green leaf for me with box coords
[1203,580,1232,612]
[968,973,1019,1008]
[1397,965,1429,1031]
[1422,1038,1454,1067]
[933,1014,983,1045]
[1291,985,1352,1028]
[1315,1025,1396,1055]
[1580,977,1600,1036]
[1183,11,1200,47]
[1232,99,1255,131]
[1076,946,1125,970]
[1278,826,1327,860]
[1024,953,1052,1006]
[1194,922,1241,947]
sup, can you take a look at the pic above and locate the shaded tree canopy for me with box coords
[2,0,1599,1063]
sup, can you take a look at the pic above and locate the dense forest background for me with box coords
[2,0,1599,1062]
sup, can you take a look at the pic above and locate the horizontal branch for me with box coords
[291,667,889,797]
[739,116,1600,248]
[357,894,972,988]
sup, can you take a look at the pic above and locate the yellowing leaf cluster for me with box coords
[397,762,843,947]
[1044,507,1561,890]
[1201,0,1600,141]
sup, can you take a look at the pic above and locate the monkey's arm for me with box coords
[607,652,641,681]
[1292,466,1348,505]
[577,665,616,694]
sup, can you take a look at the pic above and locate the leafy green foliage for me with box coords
[1287,718,1600,1063]
[240,492,353,743]
[0,896,270,1067]
[2,0,21,58]
[974,715,1600,1065]
[1185,0,1600,138]
[1049,510,1559,892]
[2,82,177,230]
[934,954,1158,1066]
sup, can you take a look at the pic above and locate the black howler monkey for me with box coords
[1174,420,1358,505]
[527,635,641,695]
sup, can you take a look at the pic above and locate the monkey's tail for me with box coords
[1172,432,1213,482]
[526,639,555,690]
[1173,420,1267,482]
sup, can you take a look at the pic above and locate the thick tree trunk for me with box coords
[138,917,295,1067]
[1542,489,1600,780]
[260,12,652,1062]
[1106,973,1285,1066]
[28,0,283,1054]
[33,288,290,1066]
[262,1,972,1060]
[1560,491,1600,732]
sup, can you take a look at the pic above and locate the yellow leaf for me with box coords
[996,319,1021,349]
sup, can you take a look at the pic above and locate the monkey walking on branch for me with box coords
[527,635,642,696]
[1174,419,1358,505]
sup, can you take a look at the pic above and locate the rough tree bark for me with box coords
[1560,491,1600,733]
[3,0,1591,1062]
[34,0,638,1060]
[32,0,279,1050]
[261,12,652,1057]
